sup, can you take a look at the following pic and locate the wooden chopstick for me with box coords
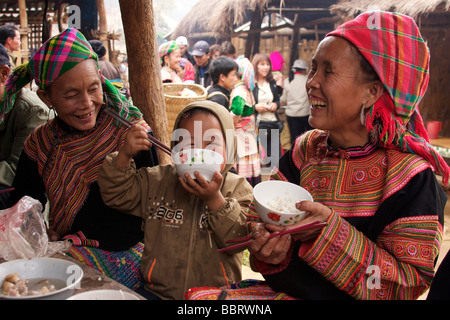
[0,187,14,195]
[217,221,327,252]
[105,108,172,156]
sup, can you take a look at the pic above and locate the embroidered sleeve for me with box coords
[299,211,442,299]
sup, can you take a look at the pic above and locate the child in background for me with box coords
[230,56,261,187]
[207,56,238,109]
[98,100,253,300]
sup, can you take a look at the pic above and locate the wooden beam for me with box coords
[96,0,109,61]
[17,0,28,63]
[245,4,263,59]
[119,0,170,164]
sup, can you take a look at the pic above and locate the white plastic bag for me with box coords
[0,196,70,261]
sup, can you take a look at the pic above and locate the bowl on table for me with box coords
[67,289,140,300]
[173,148,224,182]
[0,257,83,300]
[253,180,313,226]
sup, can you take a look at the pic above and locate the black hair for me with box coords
[347,41,380,83]
[0,43,10,66]
[0,23,19,46]
[89,39,107,58]
[220,41,236,56]
[209,56,238,84]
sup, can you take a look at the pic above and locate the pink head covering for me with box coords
[327,11,449,185]
[269,51,284,72]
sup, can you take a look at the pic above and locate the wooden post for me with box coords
[18,0,29,63]
[245,4,263,59]
[289,13,301,70]
[96,0,109,61]
[119,0,170,164]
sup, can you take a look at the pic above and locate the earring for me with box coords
[360,103,367,126]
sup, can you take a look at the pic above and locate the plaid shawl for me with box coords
[1,28,144,126]
[327,11,449,186]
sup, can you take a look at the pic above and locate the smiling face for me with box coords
[256,59,271,79]
[165,49,181,70]
[38,59,103,131]
[306,36,381,146]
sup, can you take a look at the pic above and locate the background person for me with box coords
[252,53,282,168]
[0,43,50,209]
[206,56,238,108]
[280,59,313,145]
[0,23,20,69]
[176,35,195,66]
[159,40,182,84]
[192,40,212,87]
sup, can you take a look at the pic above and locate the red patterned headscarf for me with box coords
[327,11,449,186]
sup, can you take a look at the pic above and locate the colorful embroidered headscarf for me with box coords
[159,41,179,64]
[235,56,255,91]
[1,28,144,126]
[327,10,449,185]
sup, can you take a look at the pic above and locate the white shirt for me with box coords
[280,73,310,117]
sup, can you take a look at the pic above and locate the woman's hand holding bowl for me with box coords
[248,200,332,265]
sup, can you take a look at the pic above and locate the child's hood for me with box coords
[171,100,237,175]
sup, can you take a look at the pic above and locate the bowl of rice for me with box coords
[173,148,224,182]
[253,180,313,226]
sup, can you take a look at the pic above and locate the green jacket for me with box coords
[0,88,50,186]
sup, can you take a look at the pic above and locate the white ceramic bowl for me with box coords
[0,257,83,300]
[253,180,313,226]
[173,148,224,182]
[67,289,140,300]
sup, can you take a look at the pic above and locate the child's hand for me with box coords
[116,125,152,168]
[179,170,226,210]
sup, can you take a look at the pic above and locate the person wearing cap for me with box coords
[280,59,313,145]
[192,40,212,88]
[176,36,195,66]
[0,43,50,209]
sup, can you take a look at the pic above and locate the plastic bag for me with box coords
[0,196,71,261]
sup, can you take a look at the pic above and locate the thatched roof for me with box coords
[170,0,270,40]
[330,0,450,19]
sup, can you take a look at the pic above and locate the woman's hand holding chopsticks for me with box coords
[248,223,292,265]
[116,124,153,169]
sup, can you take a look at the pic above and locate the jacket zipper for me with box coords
[183,197,200,294]
[147,258,156,287]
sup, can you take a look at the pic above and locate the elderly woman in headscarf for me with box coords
[188,11,449,300]
[159,40,182,84]
[6,29,159,290]
[230,56,261,187]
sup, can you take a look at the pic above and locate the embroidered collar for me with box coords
[312,131,377,163]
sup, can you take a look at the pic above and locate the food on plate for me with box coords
[1,273,58,297]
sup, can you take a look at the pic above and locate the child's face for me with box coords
[176,112,226,165]
[220,69,238,90]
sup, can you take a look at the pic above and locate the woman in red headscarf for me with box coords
[187,11,449,300]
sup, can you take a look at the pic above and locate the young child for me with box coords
[98,100,253,300]
[207,56,238,108]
